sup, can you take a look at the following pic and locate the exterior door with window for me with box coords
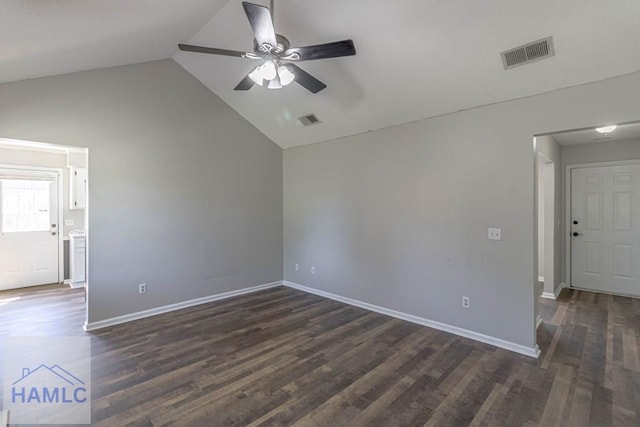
[0,170,59,290]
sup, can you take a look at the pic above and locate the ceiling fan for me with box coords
[178,1,356,94]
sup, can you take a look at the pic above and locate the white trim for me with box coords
[1,409,8,427]
[84,281,282,331]
[84,149,90,336]
[537,276,544,283]
[541,282,564,300]
[565,159,640,289]
[0,137,85,154]
[283,281,540,358]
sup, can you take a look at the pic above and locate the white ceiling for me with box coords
[552,122,640,146]
[3,1,640,149]
[0,0,230,83]
[175,0,640,148]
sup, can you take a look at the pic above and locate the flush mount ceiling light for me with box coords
[178,1,356,93]
[596,125,617,134]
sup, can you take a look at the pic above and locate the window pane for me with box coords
[1,180,51,233]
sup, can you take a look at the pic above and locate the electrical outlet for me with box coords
[139,283,147,294]
[311,266,316,275]
[65,219,75,226]
[462,296,470,308]
[295,263,299,271]
[488,228,502,240]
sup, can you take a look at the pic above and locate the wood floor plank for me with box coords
[1,284,638,426]
[538,364,574,426]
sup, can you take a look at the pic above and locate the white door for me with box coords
[0,170,60,291]
[571,164,640,296]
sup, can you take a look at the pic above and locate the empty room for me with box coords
[1,0,639,425]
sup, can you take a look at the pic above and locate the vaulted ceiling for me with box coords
[2,0,640,148]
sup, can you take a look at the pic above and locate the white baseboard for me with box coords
[541,282,565,300]
[538,276,544,283]
[1,409,8,427]
[283,281,540,358]
[84,281,283,331]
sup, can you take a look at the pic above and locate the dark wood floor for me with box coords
[1,284,639,426]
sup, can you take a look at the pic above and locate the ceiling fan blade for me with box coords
[234,74,256,91]
[242,2,277,49]
[178,44,249,58]
[285,64,327,93]
[284,40,356,61]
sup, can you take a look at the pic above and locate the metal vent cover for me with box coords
[298,114,321,126]
[501,37,554,70]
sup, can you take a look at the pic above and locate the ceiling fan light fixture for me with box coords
[278,65,295,86]
[261,60,277,80]
[248,60,278,85]
[248,65,264,86]
[596,125,617,134]
[267,75,282,89]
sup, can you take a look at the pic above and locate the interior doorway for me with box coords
[536,121,640,299]
[0,138,88,318]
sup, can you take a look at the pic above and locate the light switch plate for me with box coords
[488,228,502,240]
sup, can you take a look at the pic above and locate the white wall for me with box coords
[0,59,283,324]
[284,70,640,352]
[0,146,85,237]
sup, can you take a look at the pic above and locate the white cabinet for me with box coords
[69,231,86,288]
[70,167,87,210]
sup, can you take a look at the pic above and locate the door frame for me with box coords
[564,158,640,289]
[0,164,64,285]
[538,152,555,298]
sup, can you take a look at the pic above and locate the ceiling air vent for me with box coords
[501,37,554,70]
[298,114,321,127]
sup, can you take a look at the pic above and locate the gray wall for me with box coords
[562,138,640,165]
[560,138,640,286]
[0,59,283,323]
[284,70,640,350]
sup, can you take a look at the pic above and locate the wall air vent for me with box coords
[298,114,321,127]
[501,37,554,70]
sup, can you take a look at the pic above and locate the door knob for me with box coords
[573,220,578,225]
[51,231,57,236]
[572,232,582,237]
